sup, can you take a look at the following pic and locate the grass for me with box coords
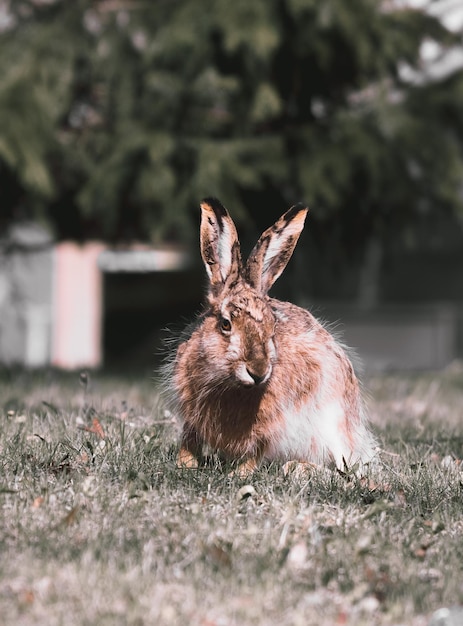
[1,365,463,625]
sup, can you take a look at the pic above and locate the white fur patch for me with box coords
[234,362,273,386]
[268,338,276,361]
[226,331,241,359]
[262,217,305,277]
[218,221,235,282]
[235,363,257,386]
[267,399,352,468]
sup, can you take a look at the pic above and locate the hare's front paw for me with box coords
[177,447,199,469]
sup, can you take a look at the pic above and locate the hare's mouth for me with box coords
[235,363,272,387]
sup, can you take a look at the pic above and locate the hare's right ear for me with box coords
[200,198,242,293]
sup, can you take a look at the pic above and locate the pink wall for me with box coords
[51,242,106,370]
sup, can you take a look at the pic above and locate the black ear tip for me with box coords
[201,197,228,218]
[290,202,309,213]
[284,202,309,222]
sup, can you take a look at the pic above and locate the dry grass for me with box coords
[1,364,463,625]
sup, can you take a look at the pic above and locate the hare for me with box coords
[168,198,376,476]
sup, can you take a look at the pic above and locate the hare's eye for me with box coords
[219,317,232,333]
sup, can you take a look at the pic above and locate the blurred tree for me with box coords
[1,0,463,299]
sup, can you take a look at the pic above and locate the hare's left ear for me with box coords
[245,204,308,295]
[200,198,242,293]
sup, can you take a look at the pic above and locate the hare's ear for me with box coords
[200,198,242,292]
[246,204,308,294]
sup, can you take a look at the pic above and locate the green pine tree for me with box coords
[1,0,463,299]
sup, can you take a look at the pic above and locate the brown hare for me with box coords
[168,198,376,476]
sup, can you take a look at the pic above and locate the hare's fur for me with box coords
[168,198,376,475]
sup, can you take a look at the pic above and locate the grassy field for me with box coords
[1,364,463,626]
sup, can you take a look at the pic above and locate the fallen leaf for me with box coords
[76,451,90,465]
[205,540,232,569]
[207,544,232,569]
[78,417,105,439]
[53,505,80,529]
[91,418,105,439]
[19,589,35,605]
[412,537,433,559]
[32,496,44,509]
[413,547,427,559]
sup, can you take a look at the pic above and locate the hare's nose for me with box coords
[246,367,269,386]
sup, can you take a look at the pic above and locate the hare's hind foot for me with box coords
[227,443,267,478]
[228,456,260,479]
[282,460,322,479]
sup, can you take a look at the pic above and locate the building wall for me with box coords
[0,235,105,370]
[51,242,105,370]
[0,238,53,367]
